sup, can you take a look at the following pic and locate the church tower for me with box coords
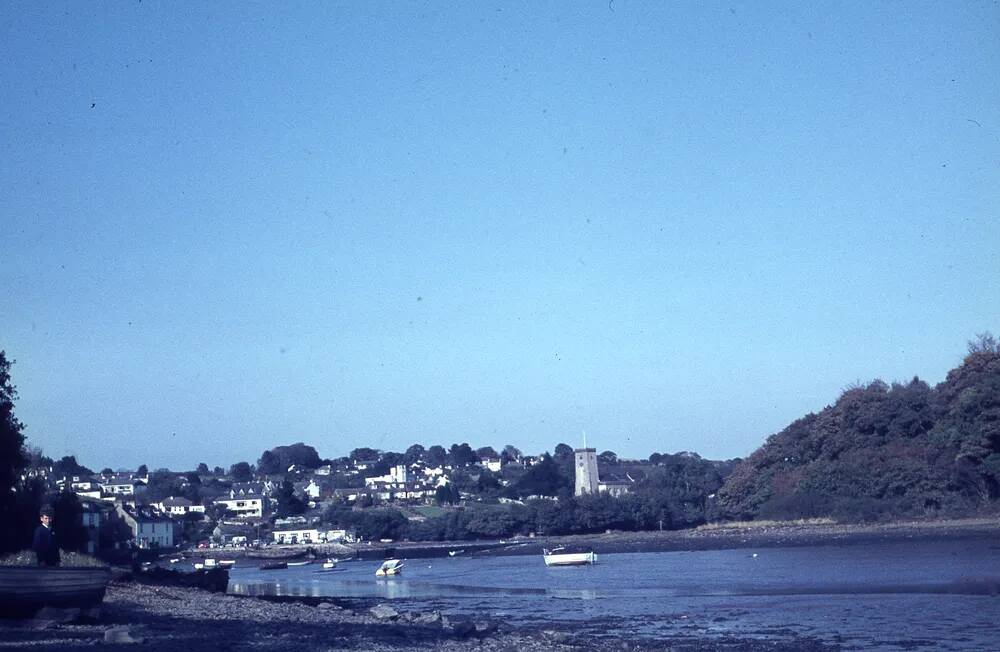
[574,447,599,496]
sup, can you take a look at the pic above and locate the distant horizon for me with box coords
[4,4,997,471]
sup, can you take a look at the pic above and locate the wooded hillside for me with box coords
[717,336,1000,521]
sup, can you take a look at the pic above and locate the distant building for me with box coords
[574,448,600,495]
[115,504,175,548]
[100,476,148,496]
[272,527,322,545]
[575,446,631,497]
[213,494,266,519]
[365,464,408,486]
[155,496,205,516]
[479,457,503,473]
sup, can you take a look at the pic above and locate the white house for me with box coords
[272,528,322,545]
[213,494,266,519]
[365,464,408,486]
[116,505,175,549]
[156,496,205,516]
[100,477,148,496]
[479,457,503,473]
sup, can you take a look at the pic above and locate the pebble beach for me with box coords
[0,580,837,651]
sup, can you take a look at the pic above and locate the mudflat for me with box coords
[0,580,836,651]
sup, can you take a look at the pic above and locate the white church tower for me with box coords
[574,447,600,496]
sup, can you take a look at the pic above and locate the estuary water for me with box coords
[228,538,1000,650]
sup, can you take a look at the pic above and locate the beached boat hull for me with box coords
[542,551,596,566]
[0,566,112,616]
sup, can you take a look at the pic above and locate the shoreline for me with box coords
[0,580,837,651]
[4,520,994,650]
[328,516,1000,561]
[180,516,1000,564]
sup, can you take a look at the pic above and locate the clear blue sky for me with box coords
[2,2,998,471]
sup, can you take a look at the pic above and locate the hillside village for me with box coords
[18,442,670,557]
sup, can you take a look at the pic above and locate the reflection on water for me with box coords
[227,539,1000,650]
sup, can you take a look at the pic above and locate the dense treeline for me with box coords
[322,452,731,540]
[718,334,1000,521]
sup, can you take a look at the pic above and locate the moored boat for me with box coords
[259,561,288,570]
[375,559,403,576]
[0,565,112,617]
[542,546,596,566]
[321,558,338,570]
[287,560,312,567]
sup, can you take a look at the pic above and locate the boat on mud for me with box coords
[0,565,112,617]
[375,559,403,576]
[542,546,596,567]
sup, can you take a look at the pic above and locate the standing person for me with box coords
[32,505,60,566]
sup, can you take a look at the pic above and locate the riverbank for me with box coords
[354,516,1000,560]
[531,516,1000,555]
[0,580,837,651]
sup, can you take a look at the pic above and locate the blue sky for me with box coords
[2,2,998,471]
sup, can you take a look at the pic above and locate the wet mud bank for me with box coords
[0,580,838,651]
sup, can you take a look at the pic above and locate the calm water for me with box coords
[228,539,1000,650]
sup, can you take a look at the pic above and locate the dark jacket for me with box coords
[32,524,60,567]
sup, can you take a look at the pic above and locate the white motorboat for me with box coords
[321,558,338,570]
[375,559,403,576]
[542,546,596,566]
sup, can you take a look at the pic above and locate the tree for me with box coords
[258,443,322,474]
[274,480,305,518]
[52,456,92,479]
[476,446,499,460]
[0,352,27,554]
[349,447,380,462]
[137,464,148,476]
[257,450,281,475]
[229,462,254,482]
[213,466,225,476]
[404,444,425,464]
[52,491,87,553]
[101,467,113,475]
[196,463,210,474]
[968,331,999,356]
[598,450,619,466]
[425,445,447,467]
[511,454,572,498]
[449,443,478,467]
[503,444,521,460]
[435,484,458,505]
